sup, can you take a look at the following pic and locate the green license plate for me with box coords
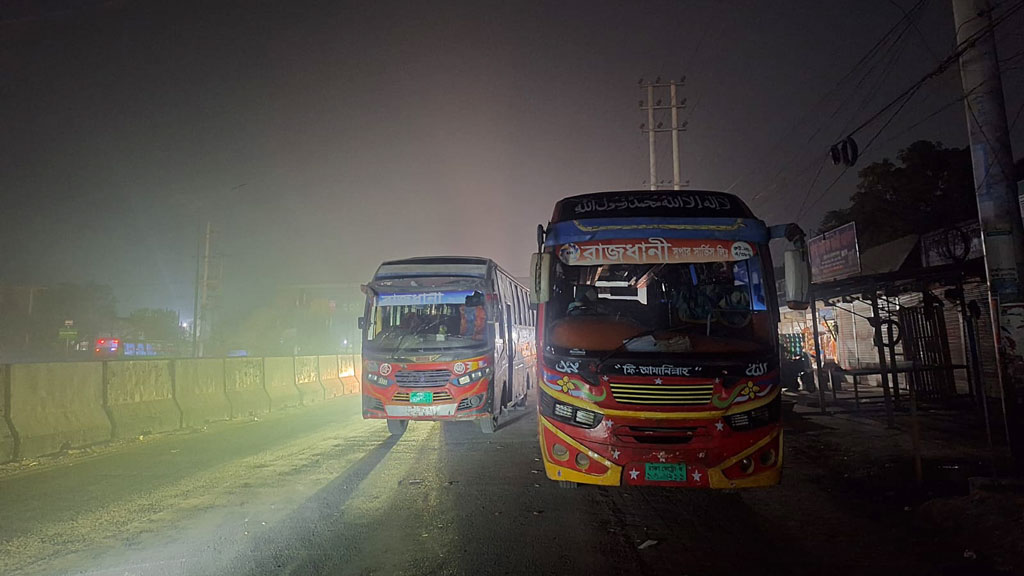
[645,462,687,482]
[409,392,433,404]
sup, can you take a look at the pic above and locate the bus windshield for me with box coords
[366,291,489,352]
[546,256,773,357]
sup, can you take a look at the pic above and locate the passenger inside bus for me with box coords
[546,261,771,354]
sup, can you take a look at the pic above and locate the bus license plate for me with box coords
[645,462,687,482]
[409,392,433,404]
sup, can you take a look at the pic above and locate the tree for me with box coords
[819,140,977,249]
[126,308,182,342]
[30,283,117,354]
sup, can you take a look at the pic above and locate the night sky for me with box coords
[2,0,1023,319]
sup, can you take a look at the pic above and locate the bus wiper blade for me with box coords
[597,325,691,365]
[390,333,411,360]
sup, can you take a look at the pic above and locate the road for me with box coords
[0,394,978,576]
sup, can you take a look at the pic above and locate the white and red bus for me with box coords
[359,257,536,434]
[530,190,809,488]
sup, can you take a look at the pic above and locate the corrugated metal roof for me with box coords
[858,234,919,275]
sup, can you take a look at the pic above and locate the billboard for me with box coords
[808,222,861,283]
[920,221,983,268]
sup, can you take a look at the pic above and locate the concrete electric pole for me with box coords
[640,77,689,190]
[953,0,1024,464]
[191,221,214,358]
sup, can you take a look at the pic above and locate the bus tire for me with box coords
[387,419,408,436]
[479,414,496,434]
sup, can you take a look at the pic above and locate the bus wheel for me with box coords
[387,419,408,436]
[558,480,577,489]
[479,413,496,434]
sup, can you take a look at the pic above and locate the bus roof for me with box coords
[550,190,755,222]
[372,256,524,285]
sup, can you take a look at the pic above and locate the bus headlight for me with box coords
[452,365,492,387]
[540,389,603,429]
[724,397,780,431]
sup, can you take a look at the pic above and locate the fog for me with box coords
[2,0,1022,322]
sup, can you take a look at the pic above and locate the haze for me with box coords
[2,0,1022,320]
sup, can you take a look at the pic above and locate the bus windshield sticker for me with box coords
[572,193,731,215]
[377,290,476,306]
[558,238,755,266]
[615,364,700,377]
[745,362,768,377]
[554,360,580,374]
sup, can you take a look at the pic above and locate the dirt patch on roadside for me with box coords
[918,489,1024,573]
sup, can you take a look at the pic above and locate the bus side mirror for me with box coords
[357,317,366,330]
[530,253,551,304]
[784,248,810,310]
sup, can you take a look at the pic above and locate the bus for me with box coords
[530,190,810,488]
[359,256,536,435]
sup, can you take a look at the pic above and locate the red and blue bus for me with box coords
[360,257,536,434]
[530,190,809,488]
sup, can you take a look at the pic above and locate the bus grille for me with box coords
[394,369,451,387]
[393,390,454,403]
[609,382,715,405]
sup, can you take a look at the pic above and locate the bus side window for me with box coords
[521,289,529,326]
[514,287,523,326]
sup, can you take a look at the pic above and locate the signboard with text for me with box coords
[920,221,983,268]
[808,222,860,283]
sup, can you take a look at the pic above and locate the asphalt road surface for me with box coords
[0,394,977,576]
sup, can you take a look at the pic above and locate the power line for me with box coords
[843,0,1024,141]
[794,160,828,219]
[724,0,932,195]
[888,0,943,63]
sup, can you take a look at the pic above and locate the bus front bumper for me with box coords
[538,415,783,488]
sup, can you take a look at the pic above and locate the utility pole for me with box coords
[639,77,689,190]
[191,219,202,357]
[953,0,1024,465]
[191,222,214,357]
[647,83,656,190]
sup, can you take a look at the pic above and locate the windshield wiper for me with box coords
[389,320,443,359]
[389,332,412,359]
[597,325,693,366]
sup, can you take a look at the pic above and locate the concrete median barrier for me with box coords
[105,360,181,438]
[339,354,360,395]
[263,357,301,410]
[8,362,111,459]
[1,365,15,463]
[224,357,270,418]
[295,356,324,405]
[319,355,345,398]
[173,359,230,428]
